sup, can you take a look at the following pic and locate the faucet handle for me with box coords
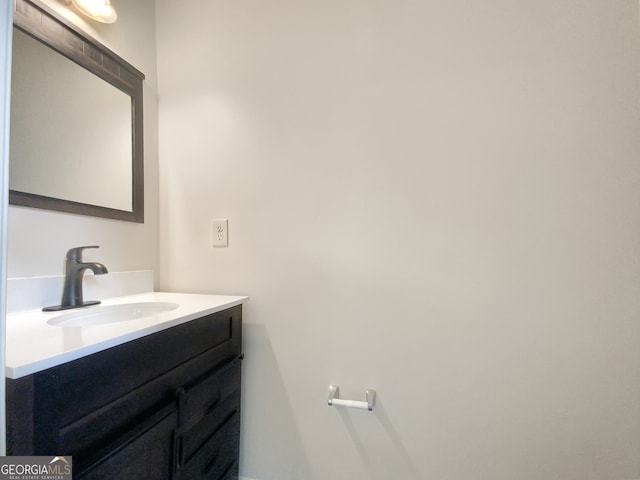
[66,246,100,262]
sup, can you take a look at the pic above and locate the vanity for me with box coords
[5,292,248,480]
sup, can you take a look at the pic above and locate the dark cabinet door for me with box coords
[178,358,242,480]
[75,406,178,480]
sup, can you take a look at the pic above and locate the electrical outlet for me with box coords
[212,219,228,247]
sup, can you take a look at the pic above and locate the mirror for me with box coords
[9,0,145,222]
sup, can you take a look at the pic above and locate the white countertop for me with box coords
[6,292,249,379]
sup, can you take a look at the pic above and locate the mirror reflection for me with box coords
[10,29,134,212]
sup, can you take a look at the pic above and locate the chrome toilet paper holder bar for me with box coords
[327,385,376,411]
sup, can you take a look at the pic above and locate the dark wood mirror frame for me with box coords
[10,0,145,223]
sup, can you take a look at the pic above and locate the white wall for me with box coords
[156,1,640,479]
[7,0,159,280]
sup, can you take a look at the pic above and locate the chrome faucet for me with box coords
[43,246,109,311]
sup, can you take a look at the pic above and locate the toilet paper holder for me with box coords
[328,385,376,411]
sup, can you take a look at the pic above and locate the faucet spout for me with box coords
[43,246,109,311]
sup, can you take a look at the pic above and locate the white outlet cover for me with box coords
[212,219,228,247]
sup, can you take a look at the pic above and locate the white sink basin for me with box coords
[47,302,180,327]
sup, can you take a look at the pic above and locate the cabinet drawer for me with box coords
[180,410,240,480]
[180,357,242,433]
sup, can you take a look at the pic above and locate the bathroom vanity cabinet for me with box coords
[6,305,243,480]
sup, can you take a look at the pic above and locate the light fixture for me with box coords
[66,0,117,24]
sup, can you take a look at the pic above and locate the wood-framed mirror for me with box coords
[9,0,145,223]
